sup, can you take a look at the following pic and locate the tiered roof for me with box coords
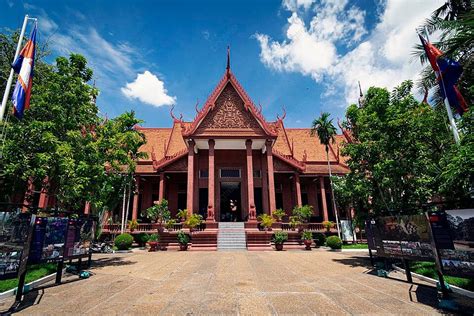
[135,61,351,175]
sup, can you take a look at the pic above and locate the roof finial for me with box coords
[358,81,363,97]
[358,81,365,108]
[226,45,230,73]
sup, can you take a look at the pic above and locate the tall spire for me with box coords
[358,81,365,108]
[226,45,230,74]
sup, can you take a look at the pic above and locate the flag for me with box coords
[11,22,37,119]
[418,34,468,115]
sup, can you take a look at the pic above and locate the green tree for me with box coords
[341,81,457,219]
[310,112,340,237]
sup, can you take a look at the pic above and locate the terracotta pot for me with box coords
[303,239,312,250]
[148,241,158,252]
[275,243,284,251]
[179,244,188,251]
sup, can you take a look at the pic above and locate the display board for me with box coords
[64,218,95,258]
[29,217,69,263]
[0,212,35,280]
[434,209,474,278]
[340,220,355,242]
[366,215,433,260]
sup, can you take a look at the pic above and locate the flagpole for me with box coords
[0,15,29,122]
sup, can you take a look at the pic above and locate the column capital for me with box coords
[187,139,195,147]
[208,139,215,147]
[246,139,253,147]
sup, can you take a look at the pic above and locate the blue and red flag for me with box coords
[11,23,37,119]
[418,35,468,115]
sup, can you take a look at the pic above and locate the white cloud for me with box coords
[256,0,444,106]
[121,71,176,107]
[282,0,316,11]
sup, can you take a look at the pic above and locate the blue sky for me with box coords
[1,0,442,128]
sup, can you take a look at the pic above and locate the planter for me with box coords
[179,244,189,251]
[303,239,312,250]
[275,243,284,251]
[148,241,158,252]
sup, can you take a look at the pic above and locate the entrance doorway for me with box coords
[220,182,241,221]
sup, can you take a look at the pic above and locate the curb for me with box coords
[341,249,369,252]
[0,268,66,300]
[392,265,474,299]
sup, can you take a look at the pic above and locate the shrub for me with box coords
[166,219,177,230]
[292,205,313,223]
[289,216,301,230]
[177,209,188,221]
[301,230,313,241]
[312,232,326,246]
[134,233,149,247]
[185,214,203,229]
[128,219,139,231]
[273,231,288,244]
[177,230,190,245]
[272,209,286,222]
[326,236,342,249]
[258,214,275,230]
[148,233,159,242]
[114,233,133,250]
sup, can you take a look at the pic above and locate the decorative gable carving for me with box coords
[163,156,187,171]
[273,156,296,172]
[196,83,262,132]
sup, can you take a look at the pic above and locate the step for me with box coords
[217,222,246,251]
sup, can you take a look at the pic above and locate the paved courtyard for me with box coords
[0,250,471,315]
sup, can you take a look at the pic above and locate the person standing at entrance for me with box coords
[230,199,237,221]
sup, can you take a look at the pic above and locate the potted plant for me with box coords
[257,214,274,231]
[272,209,286,222]
[134,232,149,248]
[322,220,334,233]
[146,199,171,232]
[128,219,139,232]
[148,233,159,252]
[165,219,177,231]
[177,230,190,251]
[273,231,288,251]
[176,209,188,222]
[301,230,313,250]
[185,214,203,232]
[289,216,301,231]
[293,205,313,230]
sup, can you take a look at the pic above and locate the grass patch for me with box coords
[410,261,474,292]
[0,263,57,293]
[342,243,368,249]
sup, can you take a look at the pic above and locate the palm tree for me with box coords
[310,112,341,238]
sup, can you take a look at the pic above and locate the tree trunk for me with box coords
[326,150,341,238]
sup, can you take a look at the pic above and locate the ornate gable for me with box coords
[195,83,263,134]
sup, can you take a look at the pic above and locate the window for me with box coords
[220,169,241,178]
[199,169,209,178]
[253,170,261,178]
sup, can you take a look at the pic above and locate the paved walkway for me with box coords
[0,250,470,315]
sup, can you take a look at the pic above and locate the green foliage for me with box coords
[272,209,286,222]
[292,205,313,223]
[301,230,313,241]
[177,230,190,245]
[411,261,474,291]
[258,213,275,229]
[176,209,188,221]
[0,49,146,212]
[165,219,177,230]
[128,219,138,231]
[146,199,170,224]
[134,233,149,247]
[341,81,457,216]
[289,216,301,229]
[342,243,368,249]
[312,232,326,246]
[148,233,159,242]
[0,263,56,292]
[185,214,203,229]
[311,112,337,153]
[326,236,342,249]
[273,231,288,244]
[114,233,133,250]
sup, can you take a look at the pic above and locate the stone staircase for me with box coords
[217,222,247,250]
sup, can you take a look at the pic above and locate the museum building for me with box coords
[126,59,352,226]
